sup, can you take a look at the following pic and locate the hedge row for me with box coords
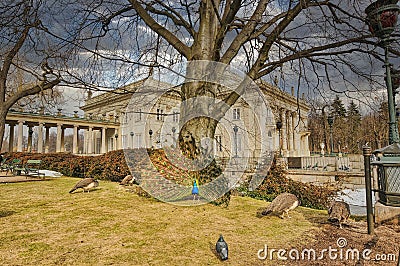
[3,150,133,182]
[4,150,336,209]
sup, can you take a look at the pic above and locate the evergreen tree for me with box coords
[347,101,361,122]
[346,101,362,153]
[331,96,347,117]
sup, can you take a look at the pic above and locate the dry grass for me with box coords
[0,177,326,265]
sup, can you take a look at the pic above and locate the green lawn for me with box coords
[0,177,326,265]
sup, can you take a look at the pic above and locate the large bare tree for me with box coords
[83,0,388,156]
[0,1,64,150]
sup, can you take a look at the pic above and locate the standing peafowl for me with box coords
[120,174,136,186]
[69,178,99,193]
[192,179,199,201]
[258,193,300,219]
[216,235,228,261]
[328,200,351,229]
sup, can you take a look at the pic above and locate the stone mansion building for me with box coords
[3,78,310,158]
[79,78,311,158]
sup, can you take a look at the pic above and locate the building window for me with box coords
[172,111,179,122]
[233,108,240,120]
[136,134,142,148]
[136,109,142,121]
[157,108,164,121]
[215,135,222,152]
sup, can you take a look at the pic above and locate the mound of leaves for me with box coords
[236,159,337,210]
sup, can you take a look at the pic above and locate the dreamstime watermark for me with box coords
[257,237,397,262]
[123,60,276,206]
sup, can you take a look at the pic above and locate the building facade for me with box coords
[80,78,311,158]
[2,78,310,157]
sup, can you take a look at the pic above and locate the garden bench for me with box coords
[7,159,23,175]
[0,157,7,171]
[24,160,45,179]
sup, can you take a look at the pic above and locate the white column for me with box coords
[56,124,62,152]
[17,120,23,152]
[45,126,50,153]
[293,114,301,156]
[287,112,293,153]
[88,126,93,154]
[281,112,287,155]
[304,133,311,156]
[61,127,65,152]
[73,125,79,154]
[8,123,15,152]
[27,126,33,152]
[117,127,122,150]
[101,127,107,153]
[37,123,44,153]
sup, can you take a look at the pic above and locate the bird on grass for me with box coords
[120,174,136,186]
[69,178,99,193]
[192,179,199,201]
[258,193,300,219]
[216,235,228,261]
[328,200,350,229]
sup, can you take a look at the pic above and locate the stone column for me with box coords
[17,120,24,152]
[45,126,50,153]
[293,114,300,156]
[27,126,33,152]
[72,125,79,154]
[56,124,62,152]
[304,132,310,156]
[61,127,65,152]
[117,127,122,150]
[8,123,15,152]
[101,127,107,154]
[88,126,93,154]
[281,111,287,155]
[287,112,293,153]
[37,122,44,153]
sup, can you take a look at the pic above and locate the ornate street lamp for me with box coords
[276,121,283,157]
[327,115,334,155]
[366,0,400,144]
[233,125,239,157]
[130,132,134,149]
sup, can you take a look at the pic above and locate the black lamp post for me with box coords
[276,121,283,157]
[149,129,153,148]
[114,133,118,150]
[130,131,134,148]
[366,0,400,144]
[327,115,334,155]
[233,125,239,157]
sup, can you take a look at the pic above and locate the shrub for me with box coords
[236,159,337,210]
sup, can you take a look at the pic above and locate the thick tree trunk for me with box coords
[178,116,218,160]
[178,77,220,160]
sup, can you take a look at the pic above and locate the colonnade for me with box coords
[276,109,310,157]
[4,111,120,154]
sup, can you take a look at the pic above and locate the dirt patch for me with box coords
[0,174,46,183]
[288,222,400,265]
